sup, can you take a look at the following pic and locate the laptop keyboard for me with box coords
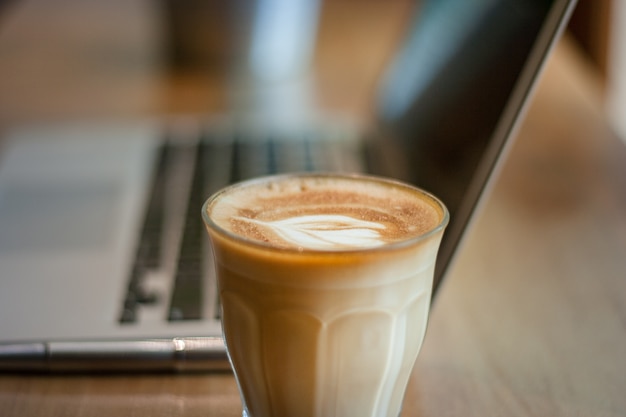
[119,126,367,325]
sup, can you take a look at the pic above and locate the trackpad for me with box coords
[0,181,120,253]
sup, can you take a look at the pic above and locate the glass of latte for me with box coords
[202,173,448,417]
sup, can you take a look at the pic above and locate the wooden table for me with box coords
[404,38,626,417]
[0,1,625,416]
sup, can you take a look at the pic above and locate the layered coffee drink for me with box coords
[202,174,448,417]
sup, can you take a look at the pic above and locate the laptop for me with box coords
[0,0,577,372]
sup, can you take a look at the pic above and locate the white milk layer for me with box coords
[213,237,439,417]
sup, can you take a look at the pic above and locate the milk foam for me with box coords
[207,175,442,251]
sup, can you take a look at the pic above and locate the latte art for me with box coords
[207,175,442,251]
[236,214,387,250]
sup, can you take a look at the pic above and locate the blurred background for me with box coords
[0,0,415,130]
[0,0,622,139]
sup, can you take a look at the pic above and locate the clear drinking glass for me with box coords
[202,173,448,417]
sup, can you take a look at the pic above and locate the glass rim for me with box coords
[201,172,449,255]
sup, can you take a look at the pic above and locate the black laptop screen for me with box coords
[371,0,572,293]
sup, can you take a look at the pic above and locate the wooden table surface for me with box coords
[0,1,625,416]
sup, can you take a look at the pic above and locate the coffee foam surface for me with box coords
[207,176,442,251]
